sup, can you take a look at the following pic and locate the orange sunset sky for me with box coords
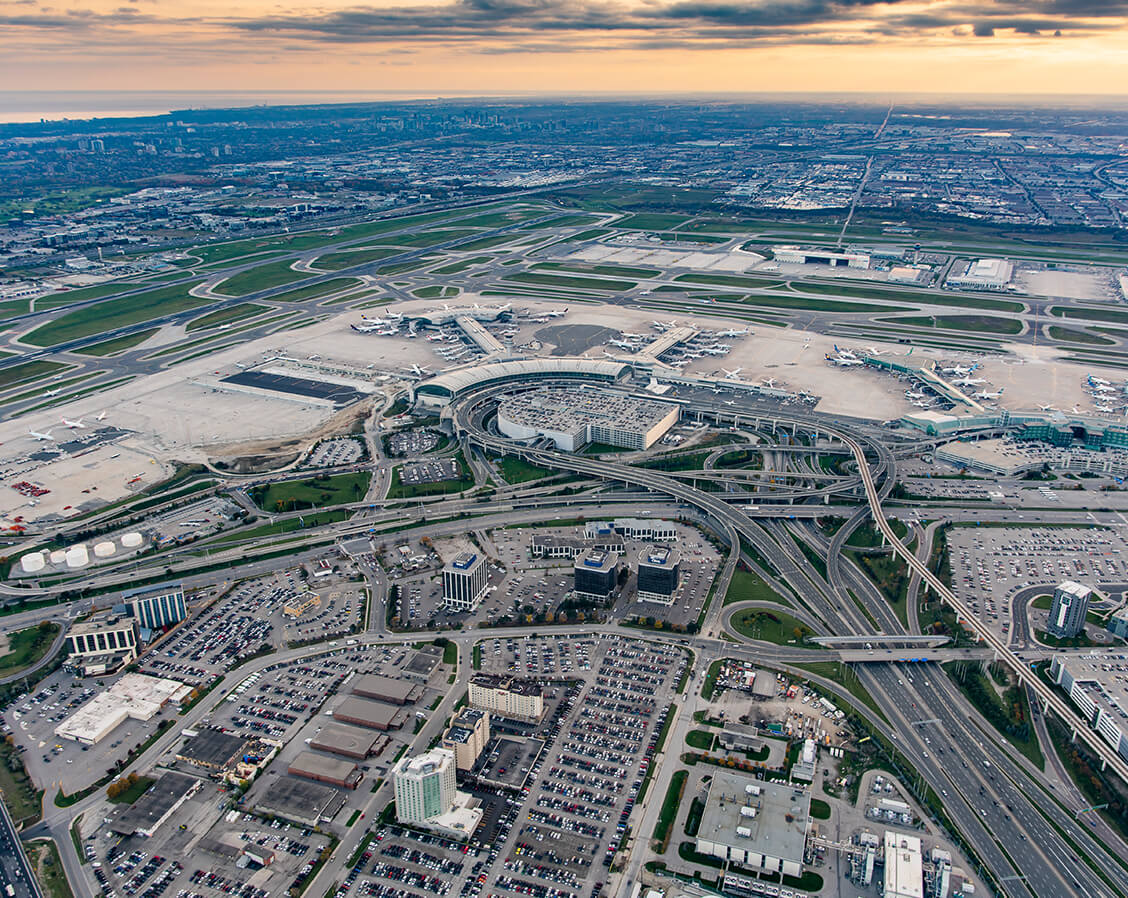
[1,0,1127,93]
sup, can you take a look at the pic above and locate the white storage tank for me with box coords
[65,545,89,568]
[49,549,67,565]
[20,552,45,574]
[94,541,116,558]
[121,532,143,548]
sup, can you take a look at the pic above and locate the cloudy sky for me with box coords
[2,0,1126,92]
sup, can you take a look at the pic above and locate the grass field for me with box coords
[29,840,75,898]
[618,212,691,230]
[731,609,815,645]
[412,286,460,299]
[387,456,470,499]
[0,622,59,678]
[533,262,661,279]
[503,272,637,292]
[723,568,789,606]
[312,247,401,270]
[1047,325,1115,345]
[271,278,362,303]
[107,775,155,804]
[792,280,1024,314]
[250,471,371,512]
[886,313,1023,335]
[675,273,789,290]
[0,186,128,220]
[432,256,494,274]
[33,282,145,307]
[0,360,70,389]
[0,736,42,823]
[214,259,308,296]
[497,455,554,484]
[741,294,911,314]
[1051,305,1128,325]
[186,303,269,332]
[76,329,160,356]
[23,283,207,346]
[386,227,481,248]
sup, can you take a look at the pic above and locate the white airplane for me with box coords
[722,367,743,380]
[44,388,60,397]
[1091,382,1116,394]
[974,387,1005,400]
[905,389,927,401]
[716,327,751,338]
[410,364,430,377]
[912,399,934,408]
[760,378,777,389]
[1089,376,1111,387]
[1037,404,1057,412]
[952,375,987,387]
[827,354,864,367]
[352,320,396,334]
[623,333,647,340]
[61,417,85,429]
[1096,404,1115,413]
[833,345,858,361]
[941,362,978,377]
[95,410,107,421]
[609,339,637,350]
[543,307,567,318]
[723,400,736,406]
[28,429,54,441]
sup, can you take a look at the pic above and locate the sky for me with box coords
[2,0,1127,94]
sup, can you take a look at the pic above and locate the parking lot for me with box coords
[947,526,1128,642]
[387,430,441,457]
[149,497,243,548]
[400,459,459,485]
[307,437,366,468]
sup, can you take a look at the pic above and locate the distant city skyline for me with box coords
[1,0,1127,96]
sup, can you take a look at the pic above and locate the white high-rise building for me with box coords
[394,748,458,824]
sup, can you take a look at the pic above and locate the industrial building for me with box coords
[573,550,619,602]
[283,592,320,619]
[946,258,1014,291]
[352,673,421,705]
[771,245,870,268]
[636,545,681,605]
[64,612,139,675]
[176,729,248,774]
[332,695,406,731]
[883,831,924,898]
[256,777,347,827]
[442,551,489,612]
[496,388,679,452]
[791,738,817,782]
[287,750,363,789]
[55,673,192,745]
[695,770,810,879]
[469,674,544,721]
[110,772,201,838]
[441,708,491,770]
[393,748,482,840]
[1050,652,1128,761]
[123,580,187,630]
[1048,581,1092,639]
[309,723,388,760]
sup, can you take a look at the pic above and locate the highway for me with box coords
[0,796,44,898]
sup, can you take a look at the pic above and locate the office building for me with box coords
[573,550,618,602]
[884,831,924,898]
[1108,607,1128,640]
[637,545,680,605]
[442,709,491,770]
[442,552,489,612]
[123,580,187,631]
[65,612,139,675]
[496,388,678,451]
[469,674,544,721]
[1051,652,1128,761]
[393,748,482,840]
[695,770,810,879]
[1048,580,1092,639]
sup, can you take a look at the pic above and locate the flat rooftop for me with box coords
[498,388,678,435]
[698,769,810,865]
[112,771,200,835]
[288,750,360,783]
[310,723,386,758]
[640,545,680,570]
[256,776,347,824]
[352,673,418,704]
[177,729,247,768]
[332,695,404,729]
[470,674,543,697]
[1054,651,1128,725]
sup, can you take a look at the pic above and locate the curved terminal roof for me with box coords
[415,358,632,401]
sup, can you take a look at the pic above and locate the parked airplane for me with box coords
[410,364,430,377]
[716,327,751,338]
[28,429,54,441]
[543,307,567,318]
[833,345,859,361]
[95,410,108,421]
[722,367,743,380]
[951,375,987,387]
[1037,404,1057,412]
[760,378,777,389]
[61,417,85,429]
[826,353,864,367]
[974,388,1005,400]
[905,389,927,401]
[941,362,978,377]
[1089,376,1112,387]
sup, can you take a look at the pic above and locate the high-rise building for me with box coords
[573,550,618,602]
[442,552,489,612]
[637,546,680,605]
[441,709,490,770]
[1048,581,1092,639]
[65,612,139,675]
[123,581,187,630]
[468,674,544,721]
[394,748,458,824]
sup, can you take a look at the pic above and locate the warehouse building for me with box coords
[288,750,363,789]
[1050,652,1128,761]
[573,550,618,602]
[497,388,679,452]
[111,772,201,838]
[771,245,870,269]
[695,771,810,879]
[352,673,421,705]
[64,612,139,676]
[176,729,248,774]
[469,674,544,722]
[442,551,489,612]
[636,545,681,605]
[332,695,406,731]
[310,723,388,760]
[946,257,1013,291]
[1048,580,1092,639]
[256,777,347,827]
[123,580,187,630]
[884,831,924,898]
[56,673,191,745]
[442,709,490,770]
